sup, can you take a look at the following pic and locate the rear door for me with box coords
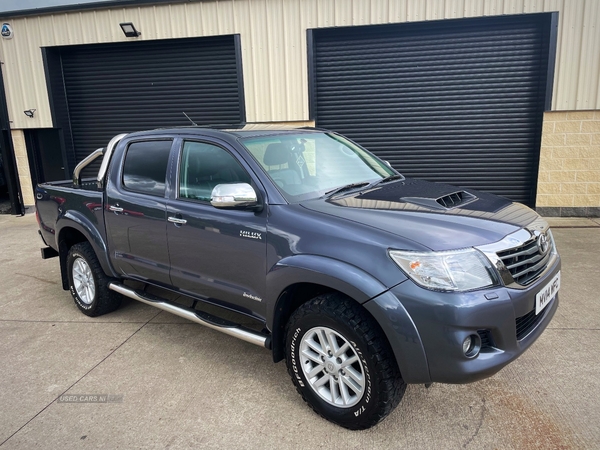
[166,138,268,319]
[104,138,174,284]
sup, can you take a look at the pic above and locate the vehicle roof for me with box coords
[124,124,325,140]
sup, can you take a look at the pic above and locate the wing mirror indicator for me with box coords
[211,183,258,209]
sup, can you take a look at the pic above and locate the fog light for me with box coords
[462,335,480,358]
[463,336,472,354]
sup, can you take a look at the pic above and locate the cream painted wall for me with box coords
[10,130,35,206]
[0,0,599,130]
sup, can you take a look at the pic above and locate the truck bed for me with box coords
[40,177,102,192]
[36,178,106,252]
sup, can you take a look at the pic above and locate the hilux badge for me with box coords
[240,230,262,240]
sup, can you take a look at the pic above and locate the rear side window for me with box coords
[122,140,172,196]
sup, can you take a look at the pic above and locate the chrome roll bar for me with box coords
[97,133,128,188]
[72,148,104,186]
[71,133,128,187]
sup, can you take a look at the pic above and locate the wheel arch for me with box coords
[267,255,431,383]
[56,212,116,289]
[363,290,431,384]
[266,255,389,364]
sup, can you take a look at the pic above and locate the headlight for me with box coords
[547,229,557,255]
[388,248,497,292]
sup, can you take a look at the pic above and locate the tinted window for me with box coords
[179,141,251,202]
[122,140,172,196]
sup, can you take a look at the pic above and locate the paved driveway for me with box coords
[0,214,599,449]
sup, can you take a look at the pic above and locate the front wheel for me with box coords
[285,293,406,430]
[67,242,121,317]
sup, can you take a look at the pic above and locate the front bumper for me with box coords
[367,254,560,384]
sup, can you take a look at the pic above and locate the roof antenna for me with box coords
[182,112,198,126]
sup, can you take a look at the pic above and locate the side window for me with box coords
[122,140,172,196]
[179,141,251,202]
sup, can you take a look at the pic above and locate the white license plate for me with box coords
[535,271,560,315]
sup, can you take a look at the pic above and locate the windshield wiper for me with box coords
[324,174,404,198]
[324,181,371,198]
[370,174,404,187]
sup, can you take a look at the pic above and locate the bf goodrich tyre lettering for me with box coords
[285,293,406,430]
[66,242,121,317]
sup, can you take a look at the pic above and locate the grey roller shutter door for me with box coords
[57,35,243,175]
[312,14,554,206]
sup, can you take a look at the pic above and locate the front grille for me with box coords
[497,234,552,285]
[477,329,494,349]
[515,308,545,340]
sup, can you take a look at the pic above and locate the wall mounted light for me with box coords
[120,22,141,38]
[24,109,36,118]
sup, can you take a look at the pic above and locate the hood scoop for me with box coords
[401,190,477,210]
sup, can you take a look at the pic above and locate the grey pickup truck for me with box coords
[35,126,561,429]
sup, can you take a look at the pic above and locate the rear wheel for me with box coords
[67,242,121,317]
[285,293,406,430]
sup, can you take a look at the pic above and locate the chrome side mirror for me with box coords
[211,183,258,208]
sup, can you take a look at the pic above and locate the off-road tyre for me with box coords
[67,242,121,317]
[285,293,406,430]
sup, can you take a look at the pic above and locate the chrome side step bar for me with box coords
[108,282,269,348]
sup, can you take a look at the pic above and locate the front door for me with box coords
[166,140,267,319]
[104,139,173,284]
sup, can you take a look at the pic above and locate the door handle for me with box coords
[109,205,124,213]
[168,216,187,225]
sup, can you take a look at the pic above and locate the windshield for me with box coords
[241,132,397,202]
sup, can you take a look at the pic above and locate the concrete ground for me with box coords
[0,214,599,449]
